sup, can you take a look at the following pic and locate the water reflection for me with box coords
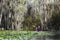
[29,32,60,40]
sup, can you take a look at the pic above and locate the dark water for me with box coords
[29,35,60,40]
[29,32,60,40]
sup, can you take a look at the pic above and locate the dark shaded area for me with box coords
[28,31,60,40]
[27,5,32,15]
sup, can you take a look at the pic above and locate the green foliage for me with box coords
[23,13,41,30]
[0,31,53,40]
[51,12,60,26]
[19,0,26,4]
[48,11,60,31]
[15,5,27,12]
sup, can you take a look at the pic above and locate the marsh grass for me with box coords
[0,30,53,40]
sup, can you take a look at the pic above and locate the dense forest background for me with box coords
[0,0,60,31]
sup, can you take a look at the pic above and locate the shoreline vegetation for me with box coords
[0,30,60,40]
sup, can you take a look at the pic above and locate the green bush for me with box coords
[49,11,60,30]
[22,14,41,30]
